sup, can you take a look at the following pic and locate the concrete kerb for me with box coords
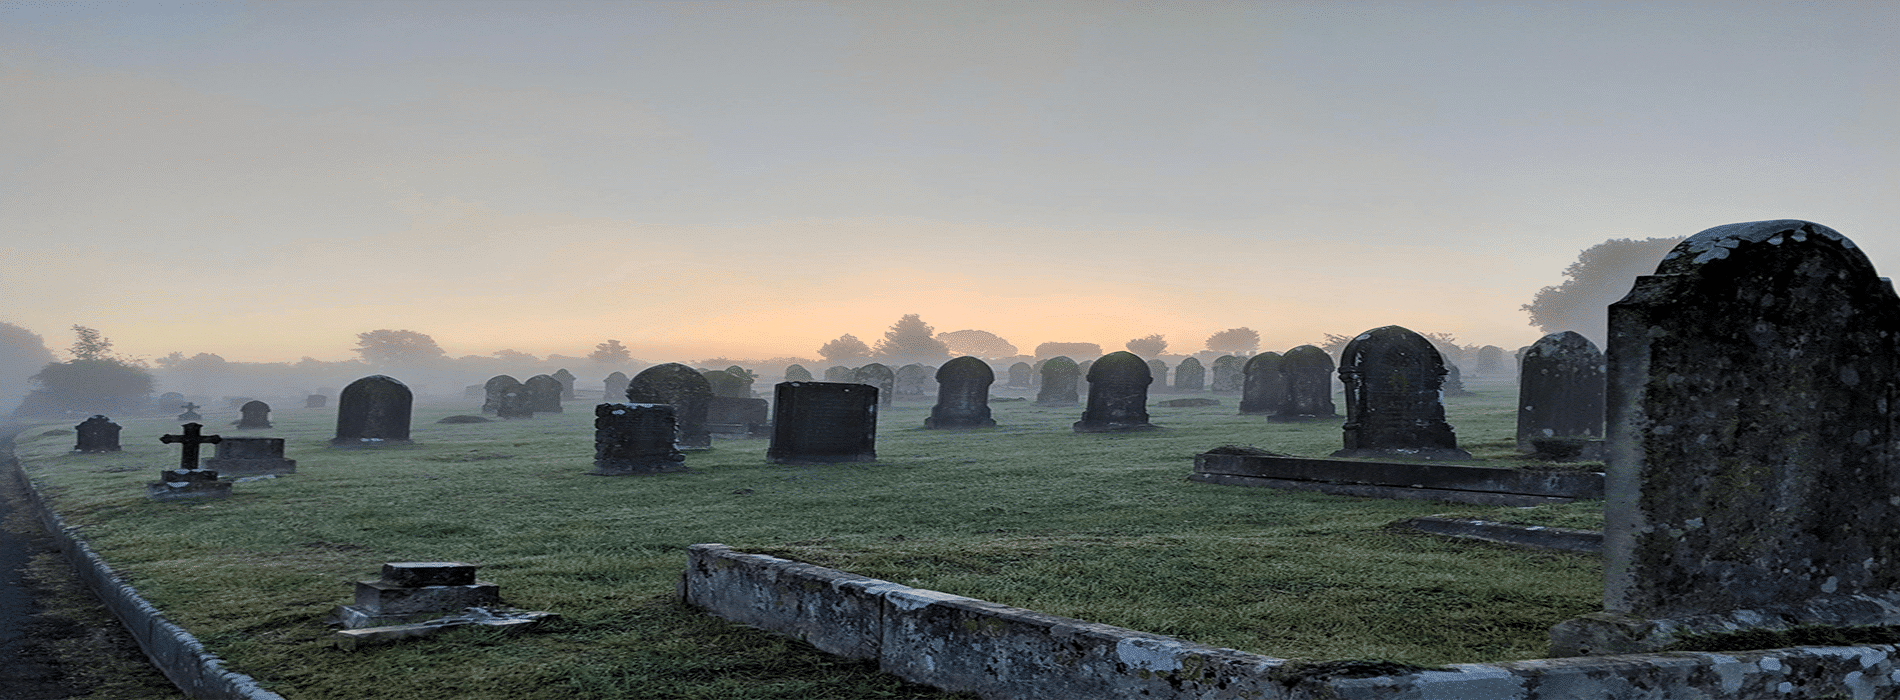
[5,453,287,700]
[683,543,1900,700]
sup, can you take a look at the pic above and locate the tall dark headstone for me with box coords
[1272,345,1338,422]
[1238,352,1284,415]
[853,363,895,407]
[1006,362,1032,388]
[925,356,995,429]
[1552,220,1900,655]
[782,364,813,383]
[551,368,577,399]
[73,415,121,453]
[331,375,414,447]
[235,400,272,429]
[1035,356,1079,407]
[592,403,686,475]
[1332,326,1468,460]
[1073,351,1154,433]
[767,382,877,464]
[523,374,565,414]
[627,363,713,450]
[602,371,631,404]
[1516,331,1606,451]
[1146,359,1169,393]
[1209,355,1243,393]
[1173,357,1205,392]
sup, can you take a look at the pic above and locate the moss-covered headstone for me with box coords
[1333,326,1468,460]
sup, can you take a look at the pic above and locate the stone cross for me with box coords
[160,422,223,471]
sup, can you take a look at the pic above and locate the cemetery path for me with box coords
[0,422,183,699]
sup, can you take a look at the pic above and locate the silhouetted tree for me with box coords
[493,349,538,364]
[873,314,950,362]
[1204,328,1260,355]
[818,334,872,363]
[1524,237,1685,347]
[589,339,632,364]
[1125,334,1167,357]
[936,329,1017,358]
[13,326,154,417]
[0,322,55,412]
[352,329,447,366]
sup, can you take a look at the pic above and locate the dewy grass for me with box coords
[13,375,1601,699]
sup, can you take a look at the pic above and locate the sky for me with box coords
[4,0,1898,365]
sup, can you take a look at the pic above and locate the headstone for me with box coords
[177,401,202,422]
[1034,356,1079,406]
[1146,359,1169,393]
[1549,220,1900,655]
[1238,352,1284,415]
[703,369,749,399]
[894,364,930,397]
[626,363,713,450]
[523,374,564,414]
[1473,345,1508,376]
[1272,345,1338,422]
[1332,326,1469,460]
[724,366,755,397]
[1174,357,1205,392]
[824,365,853,383]
[591,403,686,475]
[235,400,272,429]
[925,356,995,429]
[551,368,577,399]
[201,437,296,477]
[1515,331,1606,452]
[767,382,877,464]
[1073,351,1155,433]
[706,396,770,436]
[782,364,813,382]
[150,423,231,500]
[335,562,501,629]
[1442,364,1473,396]
[305,394,327,409]
[331,375,414,447]
[484,375,532,419]
[1210,355,1244,393]
[1007,362,1032,388]
[853,363,895,407]
[157,392,186,413]
[602,371,631,403]
[72,415,121,453]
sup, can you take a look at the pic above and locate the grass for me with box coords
[12,375,1604,699]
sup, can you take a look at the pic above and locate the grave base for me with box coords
[1549,591,1900,657]
[200,457,296,478]
[331,609,560,651]
[147,468,232,500]
[1191,451,1601,507]
[1330,446,1473,461]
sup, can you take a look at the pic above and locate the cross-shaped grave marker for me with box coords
[160,422,222,471]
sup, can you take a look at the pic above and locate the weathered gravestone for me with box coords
[706,396,770,436]
[1333,326,1469,460]
[602,372,631,405]
[724,366,756,397]
[305,394,327,409]
[202,437,296,477]
[235,400,272,429]
[1473,345,1508,377]
[767,382,877,464]
[73,415,121,453]
[853,363,895,407]
[157,392,186,413]
[1074,351,1155,433]
[1210,355,1244,393]
[331,375,414,447]
[551,368,577,399]
[523,374,564,414]
[1550,220,1900,655]
[484,375,533,419]
[1272,344,1338,422]
[925,356,995,429]
[1174,357,1205,392]
[824,365,853,383]
[177,401,202,422]
[1516,331,1605,452]
[150,423,231,500]
[1238,352,1284,415]
[894,364,930,398]
[782,364,813,383]
[703,369,750,399]
[1035,356,1080,407]
[1007,362,1032,388]
[1146,359,1169,393]
[627,363,713,450]
[592,403,686,475]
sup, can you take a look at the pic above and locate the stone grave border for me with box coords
[5,450,285,700]
[1191,451,1603,506]
[682,543,1900,700]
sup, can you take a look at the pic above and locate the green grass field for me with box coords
[12,375,1603,700]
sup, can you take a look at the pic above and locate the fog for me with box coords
[5,2,1898,386]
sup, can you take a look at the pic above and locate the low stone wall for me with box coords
[683,543,1900,700]
[1191,452,1603,506]
[5,450,285,700]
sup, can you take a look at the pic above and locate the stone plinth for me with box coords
[336,562,501,629]
[147,469,232,500]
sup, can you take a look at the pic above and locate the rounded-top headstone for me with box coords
[524,374,565,413]
[1074,351,1155,433]
[1332,326,1466,460]
[236,399,272,429]
[627,363,714,449]
[1174,356,1205,392]
[1238,352,1284,415]
[1035,356,1080,406]
[853,363,895,407]
[925,356,996,429]
[1272,344,1338,421]
[1515,330,1605,451]
[331,375,414,446]
[782,364,813,382]
[73,414,122,453]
